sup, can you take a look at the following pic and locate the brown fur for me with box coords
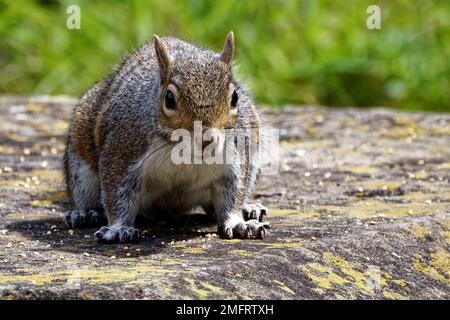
[63,32,268,243]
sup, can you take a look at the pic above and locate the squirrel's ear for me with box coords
[154,35,173,81]
[220,31,234,65]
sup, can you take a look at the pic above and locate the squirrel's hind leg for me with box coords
[64,143,106,228]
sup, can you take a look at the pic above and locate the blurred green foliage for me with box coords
[0,0,449,111]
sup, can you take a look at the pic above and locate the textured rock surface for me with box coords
[0,95,449,299]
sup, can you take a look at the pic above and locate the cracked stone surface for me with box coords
[0,95,449,299]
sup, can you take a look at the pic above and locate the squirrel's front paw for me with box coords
[94,225,140,244]
[218,219,270,240]
[65,210,107,229]
[242,203,268,222]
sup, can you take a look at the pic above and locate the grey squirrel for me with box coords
[63,32,270,243]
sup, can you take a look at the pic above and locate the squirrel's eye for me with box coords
[230,90,238,108]
[165,89,177,110]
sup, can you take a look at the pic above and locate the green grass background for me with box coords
[1,0,449,111]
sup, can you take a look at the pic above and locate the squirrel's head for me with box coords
[154,32,239,133]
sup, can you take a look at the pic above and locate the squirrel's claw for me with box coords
[65,210,107,229]
[94,225,141,244]
[219,219,270,240]
[245,219,271,239]
[242,203,268,222]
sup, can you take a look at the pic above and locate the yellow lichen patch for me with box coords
[299,253,406,297]
[200,282,223,294]
[0,273,55,285]
[314,199,448,219]
[82,269,143,285]
[26,103,45,112]
[267,209,296,218]
[267,208,319,219]
[313,287,325,295]
[410,226,431,239]
[334,293,348,300]
[298,262,349,290]
[392,279,407,287]
[437,162,450,170]
[299,139,334,149]
[163,286,174,295]
[430,127,450,136]
[229,249,253,256]
[25,190,68,207]
[10,170,65,193]
[47,190,68,201]
[383,290,407,300]
[444,231,450,244]
[407,190,450,206]
[80,264,178,284]
[184,278,223,298]
[30,200,53,207]
[182,247,206,254]
[393,116,419,127]
[0,263,177,286]
[171,242,205,254]
[379,116,424,138]
[24,169,63,183]
[323,252,372,294]
[279,140,301,151]
[170,242,187,249]
[224,239,242,244]
[431,145,449,154]
[358,180,403,191]
[8,133,30,143]
[6,212,52,220]
[0,145,22,155]
[412,170,428,180]
[338,166,379,175]
[262,242,301,249]
[160,258,186,265]
[272,280,295,295]
[413,248,450,284]
[50,120,69,132]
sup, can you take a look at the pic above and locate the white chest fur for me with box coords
[132,137,230,216]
